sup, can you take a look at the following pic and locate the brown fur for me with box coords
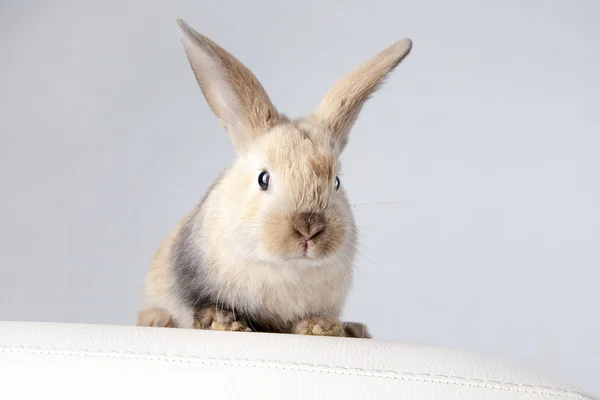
[292,316,344,336]
[194,308,252,332]
[343,322,373,339]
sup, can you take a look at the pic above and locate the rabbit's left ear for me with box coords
[177,19,286,153]
[312,38,412,152]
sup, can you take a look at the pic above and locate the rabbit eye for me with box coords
[334,176,341,191]
[258,171,270,190]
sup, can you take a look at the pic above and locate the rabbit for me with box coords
[136,19,412,338]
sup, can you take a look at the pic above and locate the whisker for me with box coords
[352,201,404,207]
[355,251,405,286]
[356,241,378,253]
[262,205,287,223]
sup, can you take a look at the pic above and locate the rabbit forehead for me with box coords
[262,120,339,175]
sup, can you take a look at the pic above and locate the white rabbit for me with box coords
[137,19,412,338]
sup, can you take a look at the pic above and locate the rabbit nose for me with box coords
[292,212,326,240]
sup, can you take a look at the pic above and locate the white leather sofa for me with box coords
[0,321,595,399]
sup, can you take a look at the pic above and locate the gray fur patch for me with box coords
[170,175,287,333]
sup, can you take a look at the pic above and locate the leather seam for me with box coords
[0,346,592,400]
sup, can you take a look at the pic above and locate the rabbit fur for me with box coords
[136,19,412,338]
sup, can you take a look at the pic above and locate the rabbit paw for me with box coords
[292,316,344,336]
[342,321,372,339]
[137,308,177,328]
[194,308,252,332]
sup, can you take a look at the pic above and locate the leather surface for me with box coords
[0,321,595,400]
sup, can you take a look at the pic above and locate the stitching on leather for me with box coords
[0,345,593,400]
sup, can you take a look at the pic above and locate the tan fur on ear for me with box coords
[177,19,287,152]
[313,38,412,151]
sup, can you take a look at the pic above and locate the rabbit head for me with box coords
[176,19,412,266]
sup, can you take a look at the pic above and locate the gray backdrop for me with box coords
[1,0,598,396]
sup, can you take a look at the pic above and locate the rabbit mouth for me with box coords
[294,239,317,259]
[282,235,340,263]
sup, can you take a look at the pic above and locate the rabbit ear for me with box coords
[312,38,412,152]
[176,19,285,153]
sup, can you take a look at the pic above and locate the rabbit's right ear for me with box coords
[176,19,285,153]
[312,38,412,153]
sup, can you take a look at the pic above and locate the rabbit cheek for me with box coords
[261,212,304,259]
[301,212,344,259]
[311,216,345,259]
